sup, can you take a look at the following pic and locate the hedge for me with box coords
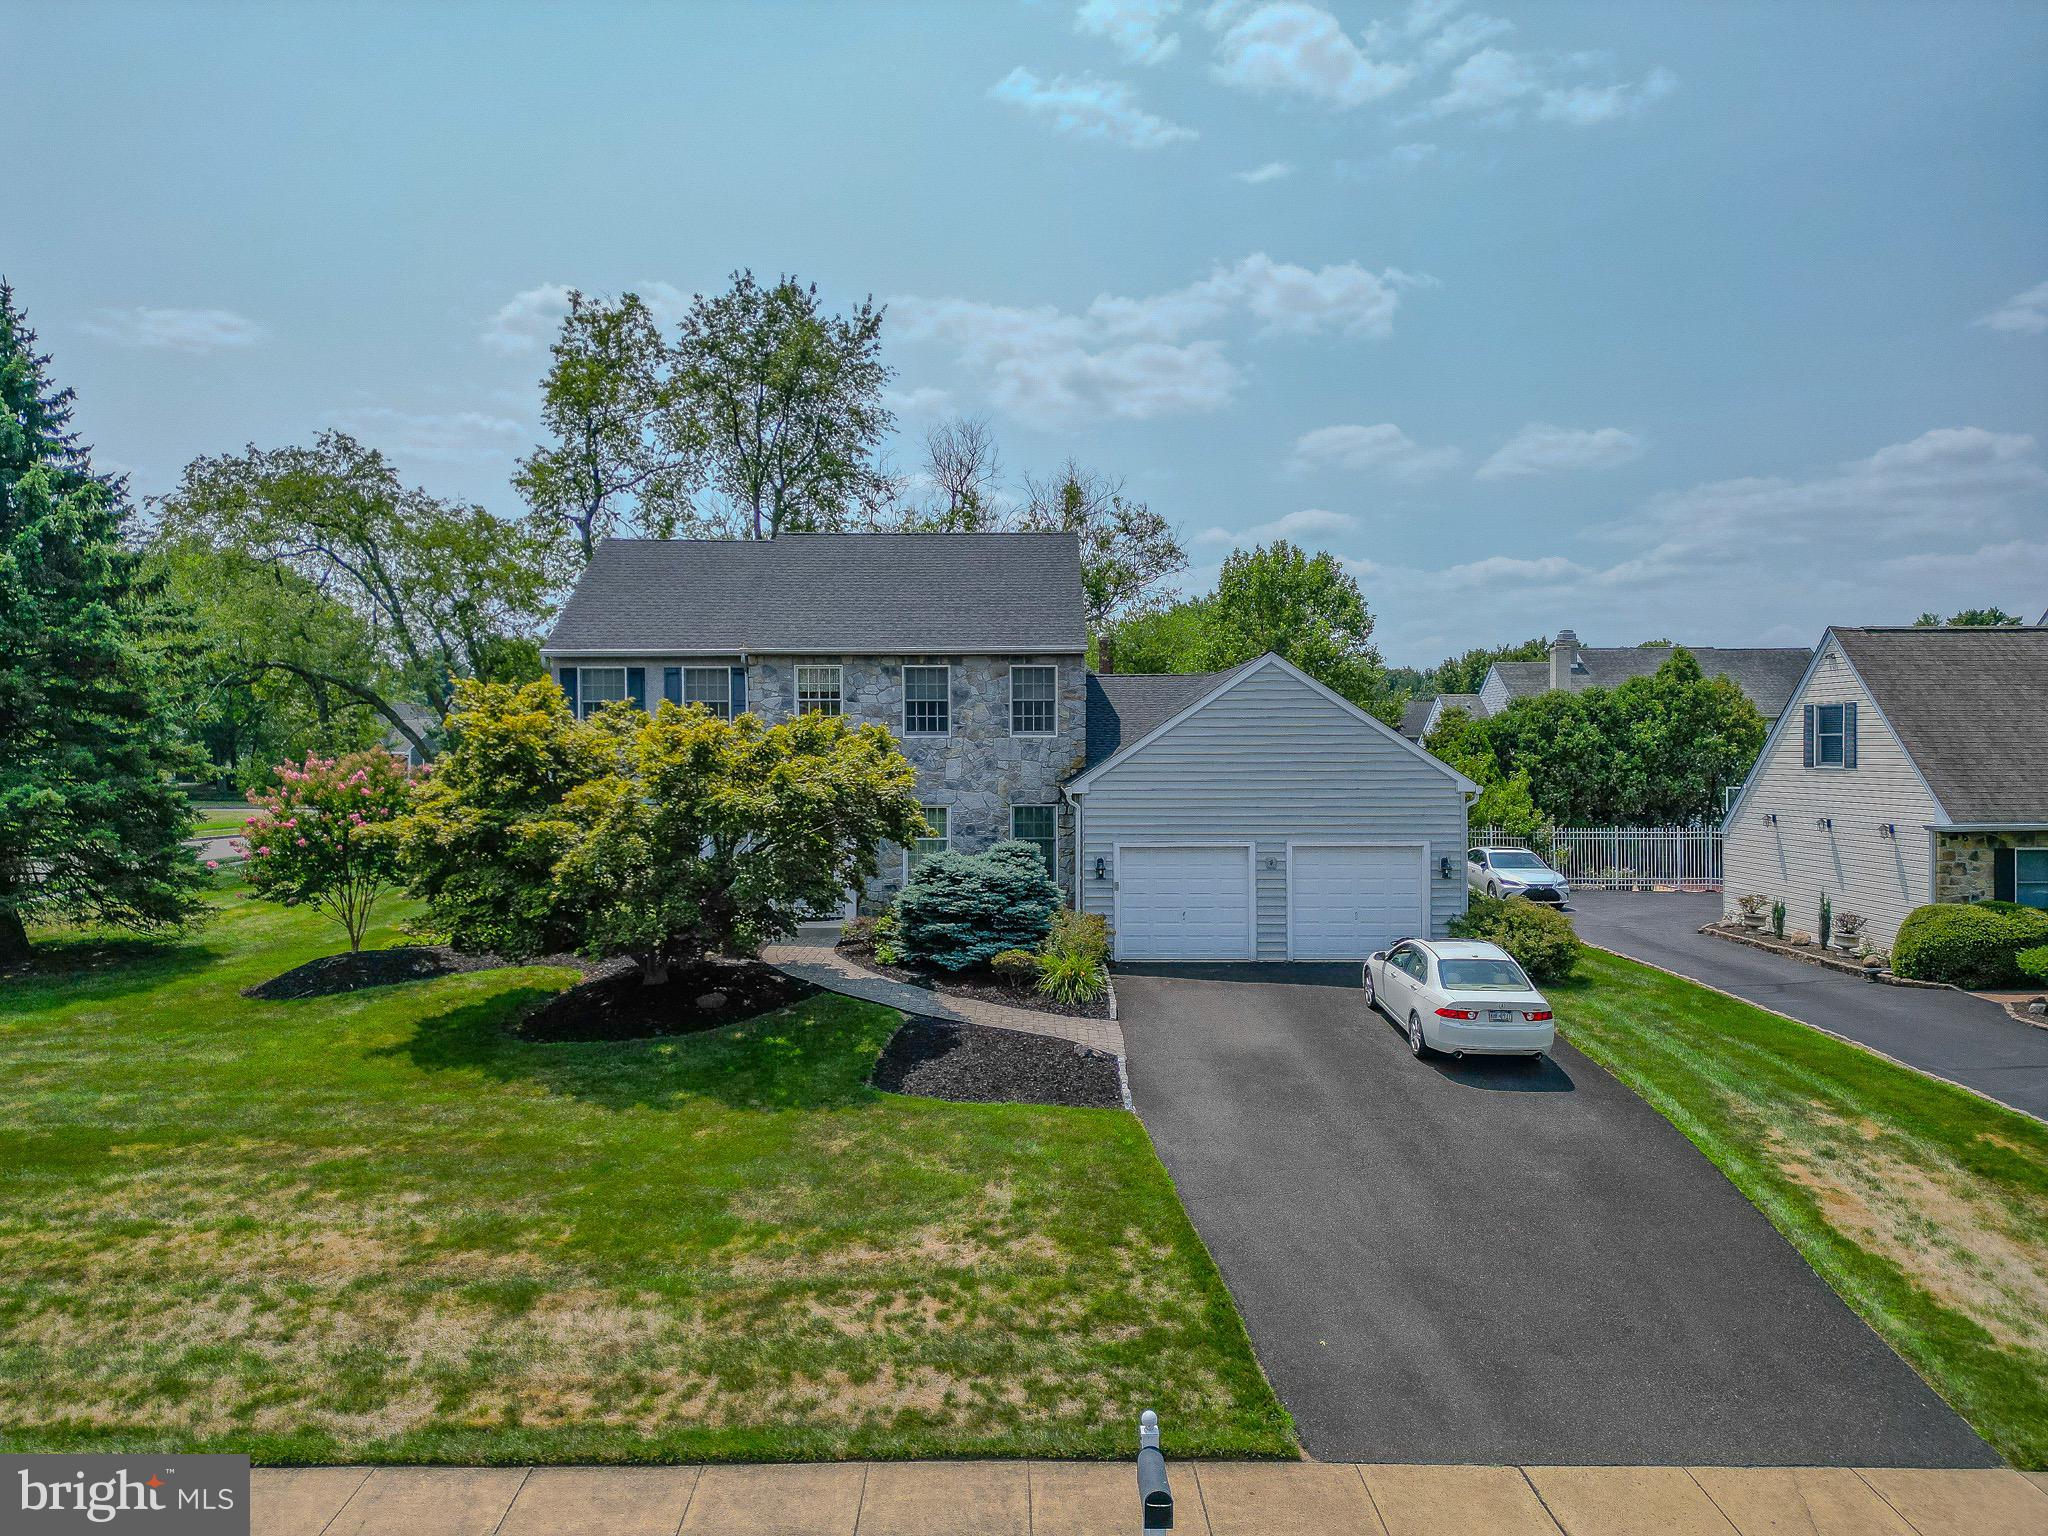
[1892,902,2048,988]
[1447,893,1583,983]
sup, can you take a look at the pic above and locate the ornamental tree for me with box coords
[241,750,416,951]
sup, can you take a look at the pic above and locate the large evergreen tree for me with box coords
[0,280,204,960]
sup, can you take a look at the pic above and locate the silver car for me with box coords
[1468,846,1569,905]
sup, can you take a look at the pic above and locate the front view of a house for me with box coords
[542,532,1476,961]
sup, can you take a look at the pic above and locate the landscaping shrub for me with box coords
[840,915,879,952]
[991,948,1041,984]
[1044,909,1110,966]
[1448,893,1583,983]
[2017,945,2048,986]
[1892,902,2048,987]
[243,750,415,951]
[1037,946,1108,1004]
[894,840,1060,971]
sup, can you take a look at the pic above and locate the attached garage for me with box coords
[1071,655,1477,963]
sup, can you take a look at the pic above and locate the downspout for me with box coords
[1063,784,1085,913]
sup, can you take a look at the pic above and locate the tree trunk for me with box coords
[638,954,670,986]
[0,907,29,965]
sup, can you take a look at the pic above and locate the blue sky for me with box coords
[11,0,2046,665]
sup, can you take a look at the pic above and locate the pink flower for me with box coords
[256,846,271,857]
[205,860,219,870]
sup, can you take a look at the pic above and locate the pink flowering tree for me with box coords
[239,750,417,951]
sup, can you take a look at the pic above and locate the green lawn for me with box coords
[0,886,1293,1464]
[1556,947,2048,1468]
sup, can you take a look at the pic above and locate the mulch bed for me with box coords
[510,958,816,1043]
[839,944,1112,1020]
[870,1017,1123,1109]
[244,945,529,1001]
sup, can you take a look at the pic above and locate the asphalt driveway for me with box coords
[1570,890,2048,1121]
[1117,963,1996,1467]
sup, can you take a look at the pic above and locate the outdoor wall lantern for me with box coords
[1879,823,1897,839]
[1817,817,1834,831]
[1094,856,1108,881]
[1764,813,1778,826]
[1440,856,1454,880]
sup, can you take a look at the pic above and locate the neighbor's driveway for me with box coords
[1116,963,1996,1467]
[1570,891,2048,1121]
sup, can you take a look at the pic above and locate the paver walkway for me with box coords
[763,934,1125,1057]
[254,1462,2048,1535]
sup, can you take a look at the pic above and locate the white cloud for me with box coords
[1194,506,1359,546]
[1291,422,1460,479]
[1355,428,2048,666]
[1477,423,1644,480]
[883,385,956,419]
[1975,280,2048,336]
[1076,0,1183,65]
[1209,3,1413,108]
[330,406,527,461]
[480,283,574,354]
[1412,46,1674,127]
[892,254,1429,428]
[1233,159,1295,183]
[1538,65,1677,125]
[82,307,266,353]
[988,67,1196,148]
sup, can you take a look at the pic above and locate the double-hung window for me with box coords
[683,666,732,719]
[909,804,950,875]
[2018,849,2048,911]
[1011,805,1057,877]
[575,666,625,718]
[1010,665,1057,736]
[903,665,950,736]
[796,664,842,716]
[1814,703,1847,767]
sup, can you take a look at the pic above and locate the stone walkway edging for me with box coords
[253,1461,2048,1536]
[762,940,1126,1059]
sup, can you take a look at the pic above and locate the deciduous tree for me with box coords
[1018,460,1187,634]
[1206,540,1390,714]
[241,750,414,951]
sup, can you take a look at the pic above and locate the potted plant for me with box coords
[1735,894,1770,930]
[1834,910,1865,953]
[1770,900,1786,939]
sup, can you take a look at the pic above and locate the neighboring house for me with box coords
[542,533,1477,959]
[1397,692,1485,742]
[1721,625,2048,947]
[1477,629,1812,723]
[381,701,438,769]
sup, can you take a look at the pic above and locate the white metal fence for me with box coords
[1473,825,1724,891]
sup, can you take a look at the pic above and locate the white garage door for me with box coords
[1116,845,1253,960]
[1289,844,1425,960]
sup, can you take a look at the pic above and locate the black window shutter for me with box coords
[1802,704,1815,767]
[731,666,747,715]
[1842,701,1858,769]
[1994,847,2017,902]
[627,666,647,710]
[663,666,682,706]
[559,667,578,714]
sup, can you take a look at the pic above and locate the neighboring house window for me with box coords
[1804,701,1857,768]
[1011,805,1057,877]
[796,664,842,716]
[1010,664,1057,736]
[576,666,625,718]
[903,665,950,735]
[2018,849,2048,911]
[683,666,731,719]
[908,804,949,876]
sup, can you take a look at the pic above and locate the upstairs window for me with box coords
[1804,701,1857,769]
[683,666,732,719]
[796,664,842,716]
[1010,665,1058,736]
[1011,805,1057,877]
[903,665,950,735]
[576,666,625,719]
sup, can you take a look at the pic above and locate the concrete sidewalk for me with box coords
[257,1462,2048,1535]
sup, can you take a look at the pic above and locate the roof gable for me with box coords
[1492,646,1812,718]
[543,533,1087,654]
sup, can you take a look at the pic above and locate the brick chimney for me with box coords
[1097,633,1116,675]
[1549,629,1581,692]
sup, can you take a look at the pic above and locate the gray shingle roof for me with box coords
[543,533,1088,654]
[1085,663,1258,767]
[1493,645,1812,720]
[1831,626,2048,824]
[1398,698,1434,740]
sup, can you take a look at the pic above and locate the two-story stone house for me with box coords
[542,533,1478,961]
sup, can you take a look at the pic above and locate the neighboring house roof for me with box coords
[1398,697,1434,740]
[1830,626,2048,824]
[1490,645,1812,719]
[1072,653,1479,794]
[1398,692,1487,741]
[1086,663,1258,767]
[543,533,1088,654]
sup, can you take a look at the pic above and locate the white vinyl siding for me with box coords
[1478,667,1512,717]
[1722,637,1940,948]
[1076,662,1470,960]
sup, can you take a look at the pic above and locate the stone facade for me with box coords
[745,653,1087,911]
[1933,829,2048,904]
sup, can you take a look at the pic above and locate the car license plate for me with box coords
[1489,1009,1514,1022]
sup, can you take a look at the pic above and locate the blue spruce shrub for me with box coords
[894,839,1061,971]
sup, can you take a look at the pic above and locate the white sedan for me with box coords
[1468,846,1570,905]
[1362,939,1555,1059]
